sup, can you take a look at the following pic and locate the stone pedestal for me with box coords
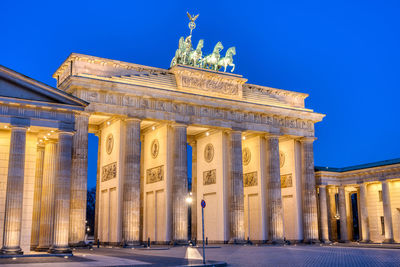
[266,135,284,243]
[300,138,319,243]
[318,186,330,243]
[36,141,58,251]
[122,118,141,246]
[381,180,394,243]
[359,183,370,242]
[228,131,245,243]
[1,126,27,255]
[51,132,74,253]
[338,186,348,242]
[172,124,188,244]
[30,145,45,249]
[69,113,89,246]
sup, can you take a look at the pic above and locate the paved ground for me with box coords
[1,244,400,266]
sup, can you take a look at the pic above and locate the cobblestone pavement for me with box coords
[0,244,399,266]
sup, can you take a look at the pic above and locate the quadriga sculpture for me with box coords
[200,42,224,71]
[217,47,236,72]
[188,39,204,67]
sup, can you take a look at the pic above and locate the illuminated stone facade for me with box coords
[17,50,400,255]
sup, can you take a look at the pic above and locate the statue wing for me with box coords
[193,14,199,21]
[187,12,192,21]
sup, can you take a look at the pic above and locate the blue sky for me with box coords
[2,0,399,188]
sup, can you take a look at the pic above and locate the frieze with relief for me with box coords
[102,162,117,182]
[244,171,258,187]
[281,174,293,188]
[203,169,216,185]
[146,165,164,184]
[78,90,315,133]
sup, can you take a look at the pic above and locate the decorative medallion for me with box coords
[203,169,216,185]
[151,139,159,159]
[281,174,293,188]
[242,147,251,166]
[106,134,114,155]
[146,165,164,184]
[204,143,214,163]
[243,171,258,187]
[279,150,285,168]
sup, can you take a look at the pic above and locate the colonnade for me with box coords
[318,180,396,243]
[1,126,74,254]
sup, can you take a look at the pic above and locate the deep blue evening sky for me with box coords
[2,1,400,189]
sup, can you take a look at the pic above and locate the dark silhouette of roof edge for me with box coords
[315,158,400,173]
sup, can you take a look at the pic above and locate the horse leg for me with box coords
[231,63,235,72]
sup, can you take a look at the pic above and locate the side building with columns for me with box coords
[53,53,325,245]
[0,65,87,254]
[315,159,400,243]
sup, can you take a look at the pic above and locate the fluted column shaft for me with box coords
[51,132,74,253]
[30,145,45,249]
[172,124,188,243]
[69,113,89,245]
[171,125,189,242]
[359,183,370,242]
[338,186,348,242]
[266,135,284,243]
[300,138,319,242]
[382,180,394,243]
[318,186,330,243]
[1,126,27,255]
[94,131,102,243]
[122,118,141,246]
[37,141,58,251]
[229,131,245,243]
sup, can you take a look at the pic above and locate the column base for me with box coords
[49,246,72,254]
[383,238,395,244]
[69,241,87,247]
[35,246,50,252]
[0,247,23,255]
[321,240,331,244]
[303,239,321,244]
[339,240,350,243]
[268,239,286,245]
[172,240,189,246]
[122,241,142,247]
[228,238,246,244]
[359,240,371,243]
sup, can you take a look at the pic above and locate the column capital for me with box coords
[264,133,281,140]
[318,184,327,188]
[125,117,142,123]
[171,122,188,128]
[75,111,91,118]
[299,136,317,143]
[58,131,74,136]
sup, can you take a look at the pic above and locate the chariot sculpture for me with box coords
[170,12,236,73]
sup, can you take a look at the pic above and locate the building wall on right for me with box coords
[315,159,400,243]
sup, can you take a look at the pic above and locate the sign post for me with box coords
[201,199,206,264]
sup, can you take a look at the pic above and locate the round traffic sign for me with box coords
[201,199,206,208]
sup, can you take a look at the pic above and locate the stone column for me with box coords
[190,140,197,241]
[381,180,394,243]
[265,135,284,243]
[229,130,245,243]
[172,124,188,243]
[318,185,330,243]
[338,186,348,242]
[300,137,319,243]
[51,132,74,253]
[30,144,45,249]
[1,126,27,255]
[69,113,89,246]
[359,183,370,242]
[122,118,141,246]
[36,141,58,251]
